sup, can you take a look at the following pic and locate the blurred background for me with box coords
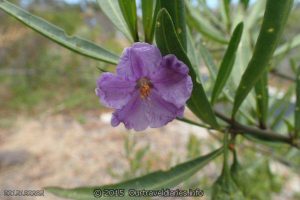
[0,0,300,199]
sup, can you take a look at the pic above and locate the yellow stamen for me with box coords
[137,77,152,99]
[140,84,151,98]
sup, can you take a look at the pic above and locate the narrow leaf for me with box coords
[46,148,223,200]
[269,86,294,121]
[212,133,245,200]
[156,0,187,50]
[0,0,119,64]
[244,0,266,30]
[199,42,218,80]
[211,22,244,104]
[274,34,300,57]
[195,0,226,31]
[187,28,201,82]
[284,119,294,137]
[97,0,133,41]
[232,0,294,117]
[118,0,139,42]
[199,42,256,123]
[269,87,294,129]
[222,133,229,175]
[141,0,156,43]
[196,0,225,31]
[155,9,219,128]
[231,3,260,119]
[255,71,269,129]
[186,2,228,44]
[220,0,231,31]
[295,66,300,138]
[230,6,259,117]
[240,0,250,9]
[230,149,247,194]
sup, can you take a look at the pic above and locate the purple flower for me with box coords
[96,43,193,131]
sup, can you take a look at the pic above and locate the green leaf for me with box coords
[194,0,226,32]
[232,0,294,117]
[199,42,256,124]
[244,0,265,30]
[220,0,231,31]
[141,0,156,43]
[229,32,257,123]
[0,0,119,64]
[290,58,298,74]
[156,0,187,50]
[186,134,202,159]
[187,28,201,82]
[230,1,266,121]
[212,133,245,200]
[155,9,219,128]
[230,25,258,121]
[274,34,300,57]
[199,42,218,80]
[246,159,283,199]
[240,0,250,9]
[45,148,223,200]
[284,118,294,134]
[230,149,248,195]
[254,71,269,129]
[186,2,228,44]
[231,153,281,199]
[269,86,294,129]
[118,0,139,42]
[211,22,244,104]
[295,67,300,138]
[97,0,133,41]
[230,16,258,120]
[222,133,230,174]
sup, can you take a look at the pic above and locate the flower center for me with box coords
[137,77,152,99]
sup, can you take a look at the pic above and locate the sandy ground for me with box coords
[0,110,218,200]
[0,111,299,200]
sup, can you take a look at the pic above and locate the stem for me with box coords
[179,111,299,149]
[270,69,295,82]
[176,117,212,129]
[215,111,299,149]
[222,132,230,178]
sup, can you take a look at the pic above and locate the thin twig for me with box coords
[176,117,212,129]
[214,111,299,149]
[270,69,295,82]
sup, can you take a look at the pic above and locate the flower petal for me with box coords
[116,42,162,80]
[111,92,149,131]
[151,55,193,108]
[147,91,184,128]
[96,72,136,109]
[111,90,183,131]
